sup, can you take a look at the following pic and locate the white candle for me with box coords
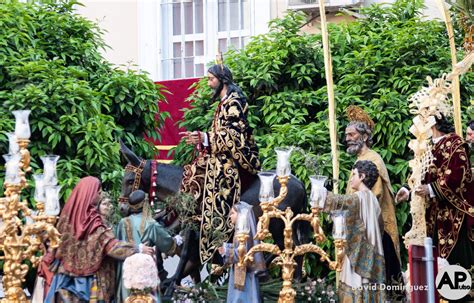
[310,175,328,208]
[331,212,347,240]
[276,162,290,177]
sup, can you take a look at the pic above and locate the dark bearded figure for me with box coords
[346,122,371,156]
[180,64,261,264]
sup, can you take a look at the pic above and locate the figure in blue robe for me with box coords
[220,201,265,303]
[115,190,177,303]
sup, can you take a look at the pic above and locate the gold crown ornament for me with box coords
[346,105,375,130]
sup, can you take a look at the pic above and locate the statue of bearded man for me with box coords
[344,106,401,286]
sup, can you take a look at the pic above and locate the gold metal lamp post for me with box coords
[1,110,61,303]
[236,147,347,303]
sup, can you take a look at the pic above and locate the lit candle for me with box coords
[12,110,31,139]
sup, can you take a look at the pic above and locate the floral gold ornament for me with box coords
[237,148,346,303]
[0,110,61,303]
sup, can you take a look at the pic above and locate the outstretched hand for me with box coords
[217,246,225,255]
[140,243,155,257]
[395,188,409,203]
[180,131,203,145]
[414,185,429,197]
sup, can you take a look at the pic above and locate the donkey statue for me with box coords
[119,141,310,296]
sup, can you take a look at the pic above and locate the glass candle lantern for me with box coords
[275,147,293,177]
[13,110,31,140]
[331,210,348,240]
[33,174,46,202]
[235,209,250,234]
[258,172,276,203]
[7,133,20,155]
[44,185,61,216]
[3,153,22,185]
[41,155,60,186]
[309,175,328,209]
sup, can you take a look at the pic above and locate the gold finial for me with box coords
[346,105,375,130]
[215,51,224,71]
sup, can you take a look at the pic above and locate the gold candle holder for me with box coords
[0,138,61,303]
[234,232,250,290]
[238,173,346,303]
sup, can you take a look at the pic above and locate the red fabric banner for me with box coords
[147,78,199,162]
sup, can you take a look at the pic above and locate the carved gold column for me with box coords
[1,111,61,303]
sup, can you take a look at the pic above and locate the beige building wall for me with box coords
[74,0,444,77]
[74,0,139,67]
[271,0,444,34]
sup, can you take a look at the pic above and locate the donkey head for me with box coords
[119,139,150,216]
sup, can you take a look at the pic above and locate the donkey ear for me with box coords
[119,139,142,166]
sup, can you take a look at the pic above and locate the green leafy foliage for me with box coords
[0,0,167,199]
[175,0,473,276]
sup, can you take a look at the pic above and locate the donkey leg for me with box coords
[184,260,202,284]
[155,248,168,282]
[293,220,311,281]
[163,228,192,298]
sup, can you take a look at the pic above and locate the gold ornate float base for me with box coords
[125,292,155,303]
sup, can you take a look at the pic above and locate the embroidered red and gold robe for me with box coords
[181,91,260,263]
[425,133,474,267]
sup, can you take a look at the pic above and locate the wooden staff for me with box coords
[318,0,340,289]
[435,0,462,136]
[318,0,339,194]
